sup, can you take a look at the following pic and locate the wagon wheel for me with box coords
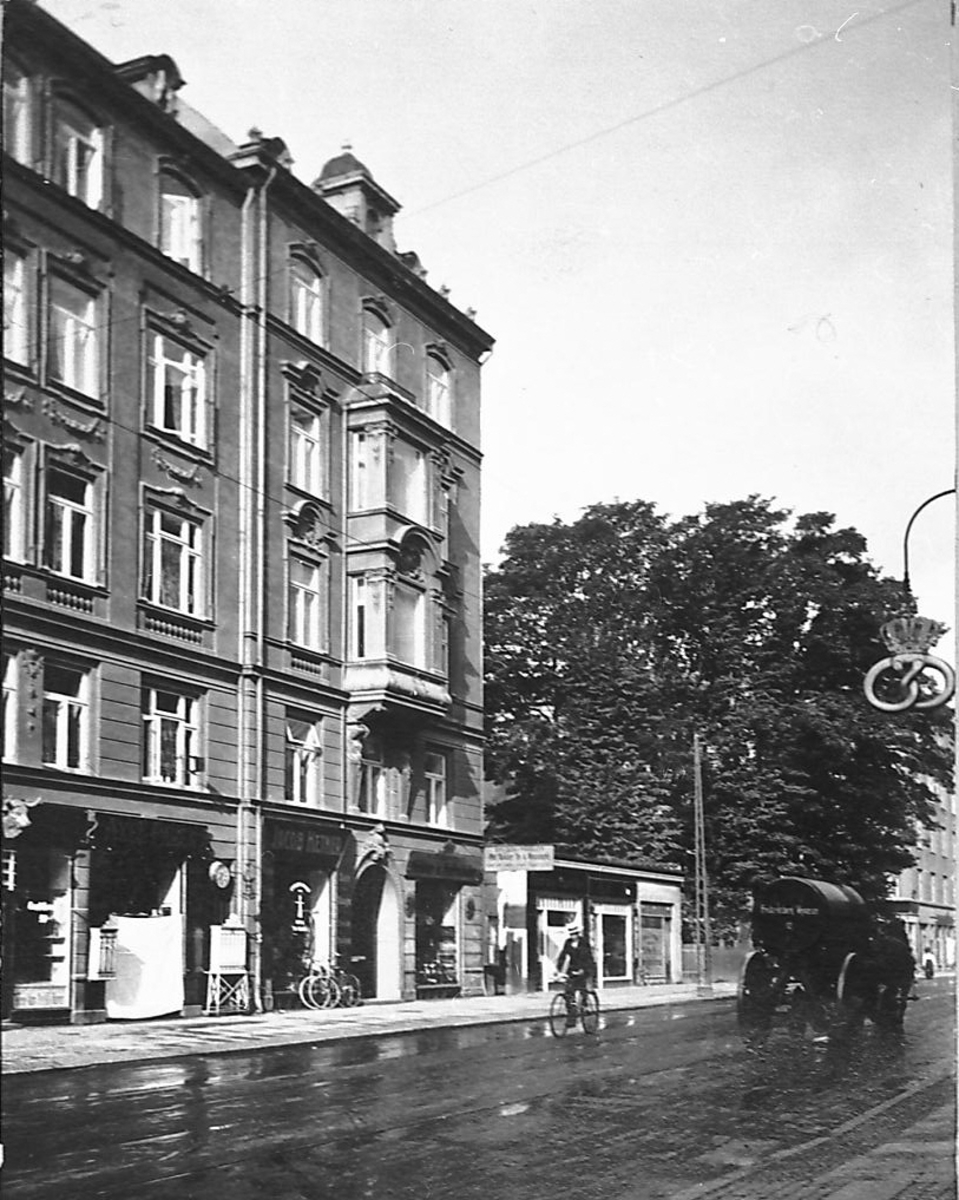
[737,951,778,1048]
[836,952,873,1037]
[873,978,910,1034]
[835,950,873,1017]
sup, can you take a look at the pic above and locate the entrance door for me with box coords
[352,867,400,1001]
[596,906,631,984]
[640,904,672,982]
[536,898,580,992]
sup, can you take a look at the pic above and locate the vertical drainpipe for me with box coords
[236,159,276,1011]
[253,164,277,1009]
[340,359,351,960]
[237,180,256,941]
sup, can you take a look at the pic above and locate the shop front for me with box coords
[406,841,484,999]
[533,873,636,991]
[489,848,683,994]
[86,811,221,1018]
[2,802,225,1022]
[2,801,87,1019]
[260,816,345,1010]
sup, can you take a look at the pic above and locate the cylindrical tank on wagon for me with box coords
[750,876,871,955]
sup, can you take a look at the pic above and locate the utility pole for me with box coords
[693,733,713,996]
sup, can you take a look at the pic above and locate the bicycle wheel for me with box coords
[580,990,600,1034]
[298,974,320,1010]
[338,973,362,1007]
[548,992,572,1037]
[321,975,342,1009]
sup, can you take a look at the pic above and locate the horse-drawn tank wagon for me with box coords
[738,876,915,1049]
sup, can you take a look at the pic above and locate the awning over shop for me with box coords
[407,842,484,885]
[89,812,211,857]
[2,800,88,847]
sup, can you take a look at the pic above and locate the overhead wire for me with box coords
[6,374,454,557]
[403,0,923,219]
[18,0,923,357]
[8,0,925,549]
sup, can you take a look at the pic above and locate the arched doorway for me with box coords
[352,865,401,1001]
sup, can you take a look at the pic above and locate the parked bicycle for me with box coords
[297,961,363,1010]
[548,977,600,1036]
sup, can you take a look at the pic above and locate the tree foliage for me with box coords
[484,497,952,934]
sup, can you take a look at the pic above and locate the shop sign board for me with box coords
[484,844,554,873]
[13,983,69,1010]
[407,847,484,885]
[92,813,210,855]
[267,823,343,859]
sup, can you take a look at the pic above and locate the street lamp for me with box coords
[863,490,956,713]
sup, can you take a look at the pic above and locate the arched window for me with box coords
[290,259,324,344]
[159,172,202,272]
[362,308,392,376]
[426,354,452,426]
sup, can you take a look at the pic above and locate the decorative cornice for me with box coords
[58,250,91,273]
[360,294,394,323]
[283,501,334,550]
[43,398,105,441]
[145,484,201,512]
[280,358,338,402]
[47,442,96,471]
[152,446,204,487]
[158,308,195,337]
[4,386,33,410]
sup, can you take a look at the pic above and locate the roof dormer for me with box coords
[313,143,400,253]
[114,54,184,114]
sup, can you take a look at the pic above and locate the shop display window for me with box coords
[10,847,71,988]
[415,881,459,989]
[89,841,183,922]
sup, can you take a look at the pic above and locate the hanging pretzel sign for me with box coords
[863,615,955,713]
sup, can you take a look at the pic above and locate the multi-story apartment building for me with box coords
[2,0,493,1022]
[890,775,956,974]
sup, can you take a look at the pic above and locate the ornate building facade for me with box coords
[2,0,492,1021]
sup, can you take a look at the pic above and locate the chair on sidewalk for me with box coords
[204,919,251,1015]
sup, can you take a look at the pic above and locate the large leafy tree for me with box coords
[484,497,952,934]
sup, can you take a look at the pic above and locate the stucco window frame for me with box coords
[46,85,110,213]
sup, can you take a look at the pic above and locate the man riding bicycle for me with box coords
[555,924,596,1027]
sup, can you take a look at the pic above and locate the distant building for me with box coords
[890,773,956,973]
[2,0,492,1022]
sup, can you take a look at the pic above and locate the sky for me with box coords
[40,0,956,657]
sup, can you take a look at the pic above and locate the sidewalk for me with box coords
[1,979,737,1075]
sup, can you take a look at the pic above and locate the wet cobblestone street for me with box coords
[3,981,954,1199]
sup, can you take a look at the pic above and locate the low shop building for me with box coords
[486,846,683,994]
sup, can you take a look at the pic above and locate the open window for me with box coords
[51,97,104,209]
[159,171,203,273]
[290,258,324,344]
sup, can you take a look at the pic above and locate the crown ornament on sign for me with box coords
[880,615,948,655]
